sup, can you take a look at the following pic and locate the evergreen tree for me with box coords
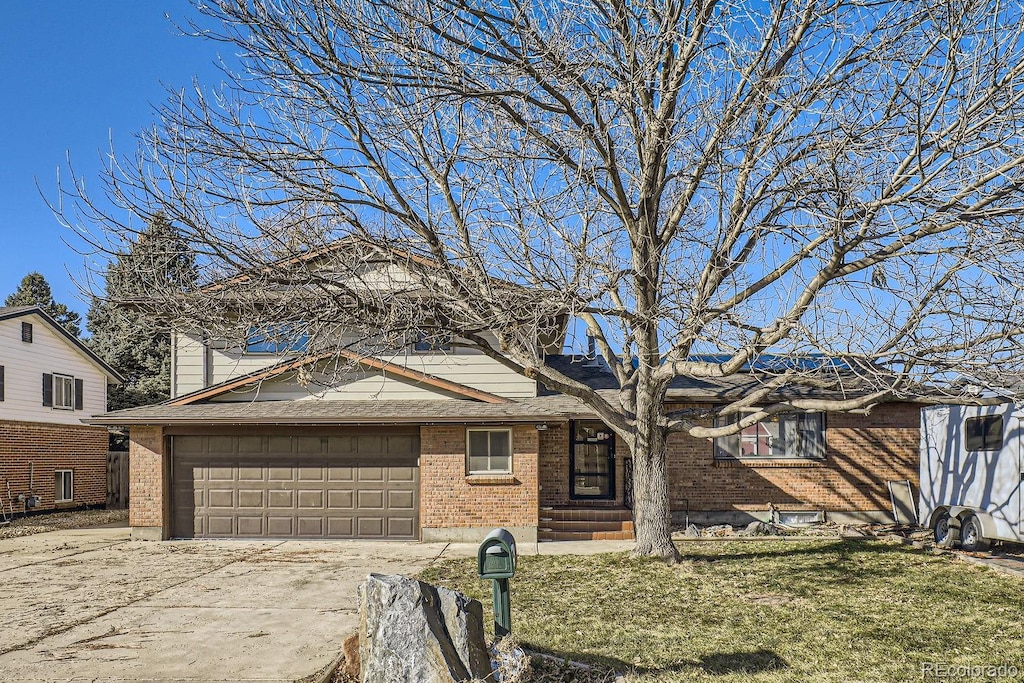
[87,216,196,410]
[4,272,82,337]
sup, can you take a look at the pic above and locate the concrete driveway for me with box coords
[0,525,455,682]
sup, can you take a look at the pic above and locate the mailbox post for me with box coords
[477,528,516,638]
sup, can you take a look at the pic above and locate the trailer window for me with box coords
[965,415,1003,451]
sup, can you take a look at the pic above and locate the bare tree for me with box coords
[57,0,1024,559]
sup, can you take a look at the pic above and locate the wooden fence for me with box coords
[106,451,129,509]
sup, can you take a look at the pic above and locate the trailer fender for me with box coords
[949,507,998,541]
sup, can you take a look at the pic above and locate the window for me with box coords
[714,412,826,460]
[467,429,512,474]
[245,325,308,354]
[55,470,73,503]
[52,374,74,410]
[965,415,1003,451]
[414,331,453,352]
[21,322,32,343]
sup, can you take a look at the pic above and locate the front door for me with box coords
[570,421,615,500]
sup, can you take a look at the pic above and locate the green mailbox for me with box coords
[478,528,517,638]
[478,528,517,579]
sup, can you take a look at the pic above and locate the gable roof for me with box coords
[0,306,124,384]
[166,349,512,406]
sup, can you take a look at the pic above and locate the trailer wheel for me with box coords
[933,511,954,547]
[960,514,991,552]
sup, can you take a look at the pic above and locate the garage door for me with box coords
[171,432,419,539]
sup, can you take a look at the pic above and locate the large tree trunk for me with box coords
[629,393,681,562]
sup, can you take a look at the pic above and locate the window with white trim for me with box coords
[467,429,512,474]
[55,470,73,503]
[714,412,826,459]
[53,374,74,410]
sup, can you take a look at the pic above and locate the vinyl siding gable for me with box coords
[0,314,108,424]
[172,330,537,400]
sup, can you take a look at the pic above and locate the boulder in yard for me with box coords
[683,524,702,538]
[358,573,491,683]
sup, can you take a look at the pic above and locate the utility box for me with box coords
[478,528,517,579]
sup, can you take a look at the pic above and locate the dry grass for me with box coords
[0,508,127,539]
[419,540,1024,682]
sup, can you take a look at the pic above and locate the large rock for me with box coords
[358,573,491,683]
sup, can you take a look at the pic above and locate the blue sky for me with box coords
[0,1,222,326]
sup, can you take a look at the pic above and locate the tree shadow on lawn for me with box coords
[675,539,931,589]
[529,645,788,678]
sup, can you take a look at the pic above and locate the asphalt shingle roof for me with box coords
[87,395,587,426]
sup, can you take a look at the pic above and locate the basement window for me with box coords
[55,470,73,503]
[965,415,1003,451]
[714,412,826,460]
[467,429,512,474]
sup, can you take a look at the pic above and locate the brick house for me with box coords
[90,334,920,541]
[0,306,123,514]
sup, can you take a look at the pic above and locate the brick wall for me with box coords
[665,403,920,513]
[420,425,539,532]
[539,403,921,514]
[129,425,167,535]
[0,419,107,512]
[538,424,570,506]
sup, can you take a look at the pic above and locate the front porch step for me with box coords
[538,529,635,542]
[541,507,634,522]
[538,506,635,542]
[540,519,635,533]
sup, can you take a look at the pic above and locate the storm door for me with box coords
[570,421,615,500]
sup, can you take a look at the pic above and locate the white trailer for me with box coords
[920,403,1024,550]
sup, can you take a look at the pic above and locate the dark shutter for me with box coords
[21,322,32,343]
[0,366,4,401]
[74,379,84,411]
[42,373,53,407]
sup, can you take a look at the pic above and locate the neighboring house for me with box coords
[0,306,123,513]
[88,255,921,542]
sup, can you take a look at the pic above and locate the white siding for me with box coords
[172,332,205,397]
[379,350,536,398]
[209,348,288,385]
[0,314,108,425]
[173,329,537,400]
[209,367,463,402]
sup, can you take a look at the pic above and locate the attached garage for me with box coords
[170,430,419,539]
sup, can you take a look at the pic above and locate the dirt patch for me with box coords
[0,509,127,539]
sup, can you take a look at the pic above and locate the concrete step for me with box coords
[538,529,635,542]
[542,519,634,533]
[543,507,633,522]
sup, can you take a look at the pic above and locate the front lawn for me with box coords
[419,540,1024,682]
